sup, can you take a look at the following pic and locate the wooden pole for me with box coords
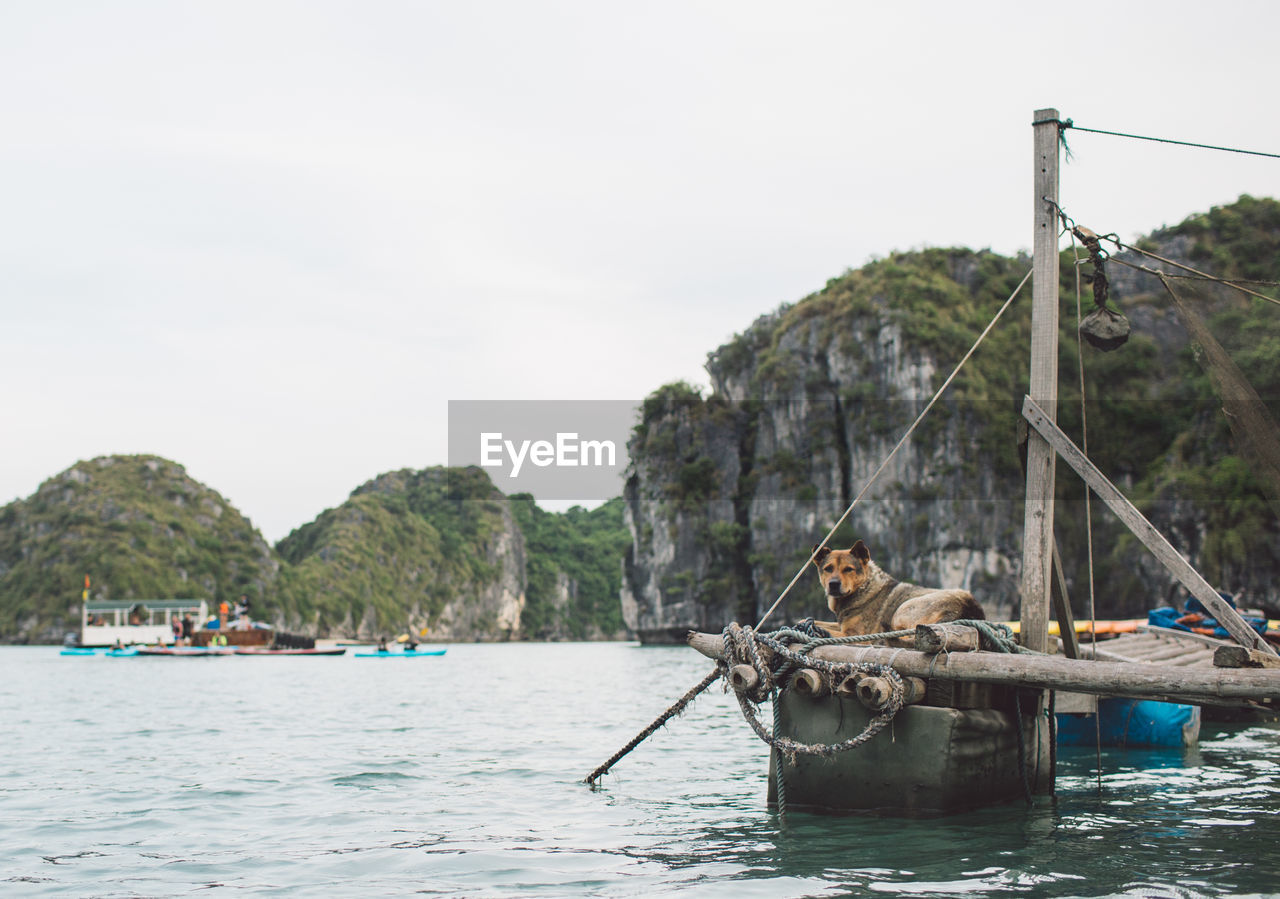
[792,669,828,697]
[1022,395,1277,656]
[1051,542,1081,658]
[1021,108,1061,796]
[915,623,981,653]
[687,632,1280,707]
[1021,108,1061,656]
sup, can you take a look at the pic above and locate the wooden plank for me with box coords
[1019,108,1062,657]
[1051,542,1081,659]
[1077,642,1211,668]
[1136,625,1234,649]
[915,623,980,653]
[1214,645,1280,670]
[1077,644,1145,664]
[1022,395,1277,656]
[687,632,1280,707]
[1108,637,1169,655]
[1133,644,1201,663]
[1055,691,1098,714]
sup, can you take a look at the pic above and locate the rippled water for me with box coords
[3,643,1279,897]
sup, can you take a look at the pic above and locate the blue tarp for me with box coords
[1146,592,1267,640]
[1056,697,1200,748]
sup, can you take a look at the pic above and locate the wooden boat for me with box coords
[649,110,1280,817]
[233,647,347,656]
[135,646,235,657]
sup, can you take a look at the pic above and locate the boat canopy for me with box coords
[81,599,210,646]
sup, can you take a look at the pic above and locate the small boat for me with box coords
[60,646,139,657]
[353,647,448,658]
[81,597,210,648]
[1056,696,1200,749]
[233,647,348,656]
[1053,624,1215,748]
[135,646,235,657]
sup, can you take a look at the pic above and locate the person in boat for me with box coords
[181,614,194,644]
[404,635,419,652]
[112,638,125,651]
[171,615,183,645]
[233,594,251,629]
[376,636,389,653]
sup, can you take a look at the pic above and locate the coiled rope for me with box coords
[719,623,908,759]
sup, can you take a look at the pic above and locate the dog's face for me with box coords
[813,540,872,603]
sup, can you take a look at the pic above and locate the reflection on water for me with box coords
[1,644,1278,896]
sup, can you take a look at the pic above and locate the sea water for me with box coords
[2,642,1278,897]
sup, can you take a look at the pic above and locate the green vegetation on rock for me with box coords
[509,495,629,639]
[0,460,630,643]
[0,455,276,641]
[625,196,1280,634]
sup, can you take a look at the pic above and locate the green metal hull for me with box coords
[768,690,1038,816]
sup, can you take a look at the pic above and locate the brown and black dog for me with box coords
[812,540,984,639]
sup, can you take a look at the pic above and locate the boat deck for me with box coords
[1068,625,1226,668]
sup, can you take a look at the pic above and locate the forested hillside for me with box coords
[0,460,629,643]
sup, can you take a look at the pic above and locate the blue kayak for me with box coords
[353,648,447,658]
[61,647,139,656]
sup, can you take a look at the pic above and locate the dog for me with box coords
[811,540,984,639]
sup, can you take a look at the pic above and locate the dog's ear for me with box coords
[812,544,831,566]
[851,540,870,563]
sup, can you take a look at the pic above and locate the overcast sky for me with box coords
[3,1,1278,542]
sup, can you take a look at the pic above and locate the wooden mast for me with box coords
[1020,109,1061,655]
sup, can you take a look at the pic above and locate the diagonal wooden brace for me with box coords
[1022,395,1276,656]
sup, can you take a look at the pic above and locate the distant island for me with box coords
[0,459,629,643]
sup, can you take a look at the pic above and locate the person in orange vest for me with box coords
[218,599,230,628]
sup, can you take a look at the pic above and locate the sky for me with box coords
[3,1,1278,543]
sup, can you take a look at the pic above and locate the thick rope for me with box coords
[583,667,722,785]
[772,699,788,818]
[721,623,906,761]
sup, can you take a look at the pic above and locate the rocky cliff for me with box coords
[622,197,1280,642]
[274,467,528,641]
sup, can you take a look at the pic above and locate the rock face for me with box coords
[622,203,1280,642]
[622,251,1032,641]
[275,467,528,641]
